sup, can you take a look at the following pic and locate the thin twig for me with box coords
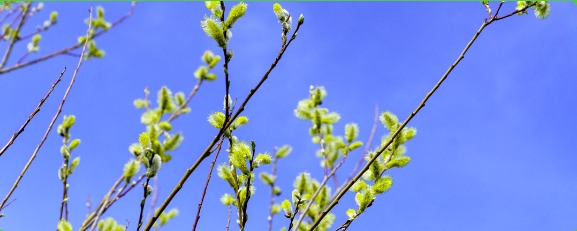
[146,175,159,222]
[0,2,136,75]
[143,18,304,231]
[191,137,224,231]
[225,205,232,231]
[0,2,30,70]
[287,198,302,231]
[167,79,203,122]
[267,148,279,231]
[88,176,123,231]
[0,69,65,157]
[0,3,22,26]
[293,155,348,230]
[307,5,536,230]
[0,18,91,208]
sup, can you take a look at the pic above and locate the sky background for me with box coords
[0,2,576,231]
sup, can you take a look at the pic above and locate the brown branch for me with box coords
[307,5,536,229]
[0,2,136,75]
[145,175,159,222]
[0,69,64,157]
[225,205,232,231]
[142,17,304,231]
[191,137,225,231]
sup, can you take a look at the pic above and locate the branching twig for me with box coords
[143,17,304,231]
[0,3,93,212]
[191,137,225,231]
[0,2,30,70]
[0,69,64,157]
[307,5,536,230]
[0,2,136,75]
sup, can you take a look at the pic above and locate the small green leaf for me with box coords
[220,193,235,206]
[164,133,183,151]
[373,175,393,194]
[133,99,148,109]
[123,159,141,183]
[254,153,272,167]
[345,123,359,143]
[259,172,275,185]
[231,116,248,130]
[159,121,172,131]
[68,157,80,174]
[281,199,292,218]
[350,180,367,193]
[348,141,363,152]
[57,219,72,231]
[380,111,398,131]
[68,139,81,151]
[147,155,162,178]
[346,209,357,220]
[225,2,247,28]
[386,156,410,169]
[207,111,225,129]
[275,145,292,158]
[139,132,151,149]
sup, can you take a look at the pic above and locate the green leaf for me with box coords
[147,155,162,178]
[254,153,272,167]
[217,164,236,188]
[68,157,80,174]
[62,115,75,129]
[57,219,72,231]
[386,156,410,169]
[346,208,357,220]
[201,16,226,48]
[231,116,248,130]
[141,109,160,125]
[207,111,225,129]
[355,189,375,213]
[403,127,417,141]
[293,172,310,195]
[123,159,141,183]
[281,199,292,218]
[50,11,58,24]
[350,180,367,193]
[380,111,398,131]
[275,145,292,158]
[175,92,185,106]
[129,143,142,156]
[348,141,363,152]
[533,1,550,19]
[345,123,359,143]
[68,139,81,151]
[259,172,275,185]
[158,121,172,131]
[157,86,176,113]
[133,99,148,109]
[164,133,183,151]
[139,132,151,149]
[225,2,248,29]
[373,175,393,194]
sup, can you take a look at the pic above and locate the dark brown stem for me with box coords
[143,18,304,231]
[0,69,64,157]
[191,137,225,231]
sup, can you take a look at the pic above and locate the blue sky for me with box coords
[0,2,576,231]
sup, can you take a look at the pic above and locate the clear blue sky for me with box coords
[0,2,576,231]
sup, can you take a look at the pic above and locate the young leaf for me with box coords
[373,175,393,194]
[345,123,359,143]
[123,159,141,183]
[164,133,183,151]
[68,139,81,151]
[57,219,72,231]
[281,199,292,218]
[207,111,225,128]
[259,172,275,185]
[68,157,80,174]
[275,145,292,158]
